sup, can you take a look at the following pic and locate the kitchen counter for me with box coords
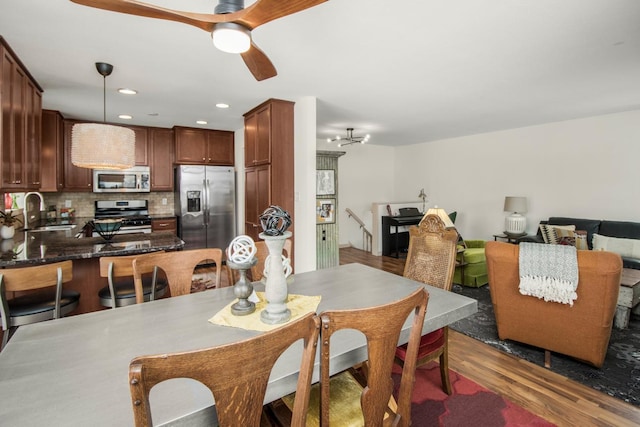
[0,230,184,267]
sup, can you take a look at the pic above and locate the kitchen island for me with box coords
[0,230,185,315]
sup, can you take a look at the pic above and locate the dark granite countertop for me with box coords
[0,230,184,267]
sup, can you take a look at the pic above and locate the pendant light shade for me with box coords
[71,62,136,170]
[71,123,135,170]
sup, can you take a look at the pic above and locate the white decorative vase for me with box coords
[1,225,15,240]
[259,231,292,324]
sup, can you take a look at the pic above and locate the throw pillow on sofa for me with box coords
[539,224,575,244]
[593,234,640,258]
[554,229,589,250]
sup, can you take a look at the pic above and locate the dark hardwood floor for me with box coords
[339,246,640,427]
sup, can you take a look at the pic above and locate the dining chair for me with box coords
[0,260,79,350]
[132,248,223,303]
[273,287,428,426]
[128,312,320,427]
[98,251,167,309]
[395,213,458,395]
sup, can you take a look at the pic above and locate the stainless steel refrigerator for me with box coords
[175,165,236,250]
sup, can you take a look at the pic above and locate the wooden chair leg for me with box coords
[439,351,452,395]
[544,350,551,368]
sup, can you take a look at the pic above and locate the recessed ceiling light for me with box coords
[119,114,133,120]
[216,103,230,109]
[196,120,208,125]
[118,88,137,95]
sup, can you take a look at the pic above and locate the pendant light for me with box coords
[71,62,135,170]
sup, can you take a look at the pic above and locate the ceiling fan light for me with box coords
[212,22,251,54]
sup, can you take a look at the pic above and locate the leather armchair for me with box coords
[485,241,622,367]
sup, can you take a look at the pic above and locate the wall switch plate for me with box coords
[162,198,167,205]
[65,200,72,208]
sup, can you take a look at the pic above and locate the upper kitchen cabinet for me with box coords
[149,127,174,191]
[0,37,43,192]
[40,110,64,192]
[174,126,234,165]
[130,125,149,166]
[62,120,92,191]
[243,99,294,242]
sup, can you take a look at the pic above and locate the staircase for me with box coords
[345,208,372,253]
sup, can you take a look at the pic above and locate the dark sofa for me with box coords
[519,217,640,270]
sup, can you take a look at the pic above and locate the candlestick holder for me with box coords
[227,258,258,316]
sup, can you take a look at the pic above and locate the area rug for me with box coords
[450,284,640,407]
[393,362,554,426]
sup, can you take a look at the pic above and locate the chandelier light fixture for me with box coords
[327,128,370,147]
[71,62,136,170]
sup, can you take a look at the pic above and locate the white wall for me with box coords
[294,97,318,273]
[392,109,640,241]
[326,109,640,248]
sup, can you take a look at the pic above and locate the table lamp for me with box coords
[423,206,455,228]
[503,196,527,235]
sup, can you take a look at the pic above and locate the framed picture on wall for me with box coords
[316,169,335,195]
[316,199,335,224]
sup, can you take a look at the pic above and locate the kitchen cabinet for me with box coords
[149,127,174,191]
[243,99,294,244]
[244,164,271,241]
[151,217,177,234]
[62,120,93,191]
[0,37,43,192]
[174,126,234,165]
[40,110,64,192]
[130,125,149,166]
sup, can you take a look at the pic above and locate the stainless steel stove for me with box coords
[94,200,152,235]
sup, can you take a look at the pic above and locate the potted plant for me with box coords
[0,210,22,239]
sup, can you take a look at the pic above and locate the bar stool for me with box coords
[1,260,80,350]
[98,252,168,309]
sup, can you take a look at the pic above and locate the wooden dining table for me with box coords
[0,263,477,426]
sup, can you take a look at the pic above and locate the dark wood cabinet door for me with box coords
[244,112,257,167]
[149,127,174,191]
[245,165,271,241]
[1,48,26,190]
[63,120,93,191]
[254,104,271,165]
[130,125,149,166]
[25,80,42,189]
[174,127,207,164]
[40,110,64,192]
[207,130,234,165]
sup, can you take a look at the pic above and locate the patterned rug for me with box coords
[450,284,640,407]
[393,362,554,426]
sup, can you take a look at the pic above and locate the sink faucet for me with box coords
[24,192,45,229]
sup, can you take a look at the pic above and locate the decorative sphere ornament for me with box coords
[226,235,257,264]
[259,206,292,236]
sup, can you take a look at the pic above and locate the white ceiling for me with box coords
[1,0,639,147]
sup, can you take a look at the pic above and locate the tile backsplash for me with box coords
[41,192,175,217]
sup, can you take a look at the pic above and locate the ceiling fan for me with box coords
[70,0,327,81]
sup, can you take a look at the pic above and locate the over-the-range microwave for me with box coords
[93,166,150,193]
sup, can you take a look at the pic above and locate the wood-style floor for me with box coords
[339,247,640,427]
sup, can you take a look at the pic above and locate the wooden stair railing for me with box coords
[345,208,373,253]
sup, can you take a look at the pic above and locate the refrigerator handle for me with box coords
[205,179,211,225]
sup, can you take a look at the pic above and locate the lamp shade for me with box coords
[71,123,136,170]
[503,196,527,213]
[424,207,455,228]
[212,22,251,53]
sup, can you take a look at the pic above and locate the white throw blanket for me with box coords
[518,242,579,306]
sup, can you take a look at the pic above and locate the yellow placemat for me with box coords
[208,292,321,332]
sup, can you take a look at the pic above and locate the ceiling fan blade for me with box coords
[238,0,328,29]
[240,42,277,81]
[70,0,231,32]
